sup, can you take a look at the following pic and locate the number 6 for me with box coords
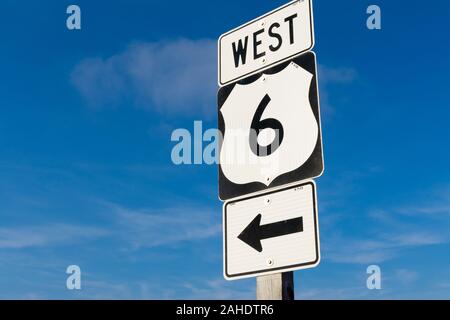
[249,94,284,157]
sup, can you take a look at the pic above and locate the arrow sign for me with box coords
[224,181,319,280]
[238,214,303,252]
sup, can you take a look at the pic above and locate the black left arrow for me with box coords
[237,214,303,252]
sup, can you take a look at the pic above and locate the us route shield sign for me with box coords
[223,181,320,280]
[218,51,323,200]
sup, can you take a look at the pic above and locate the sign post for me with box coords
[217,0,322,300]
[256,272,294,300]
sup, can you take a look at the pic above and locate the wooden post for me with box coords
[256,272,294,300]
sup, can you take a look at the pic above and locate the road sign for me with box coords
[223,181,319,280]
[218,51,323,200]
[218,0,314,86]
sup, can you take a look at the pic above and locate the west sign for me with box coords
[218,0,314,86]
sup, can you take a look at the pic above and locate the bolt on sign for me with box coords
[218,0,314,86]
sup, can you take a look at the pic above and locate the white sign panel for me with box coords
[218,0,314,86]
[223,181,319,280]
[218,52,323,200]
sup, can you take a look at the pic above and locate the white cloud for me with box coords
[318,65,357,84]
[396,205,450,216]
[387,232,444,247]
[76,276,253,300]
[0,224,108,249]
[395,269,418,285]
[323,236,395,264]
[179,278,254,300]
[296,286,381,300]
[105,202,221,249]
[317,64,357,117]
[322,205,448,265]
[323,227,446,265]
[320,179,450,265]
[392,187,450,219]
[0,199,221,252]
[71,40,361,119]
[71,39,217,117]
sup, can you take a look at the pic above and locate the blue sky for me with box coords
[0,0,449,299]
